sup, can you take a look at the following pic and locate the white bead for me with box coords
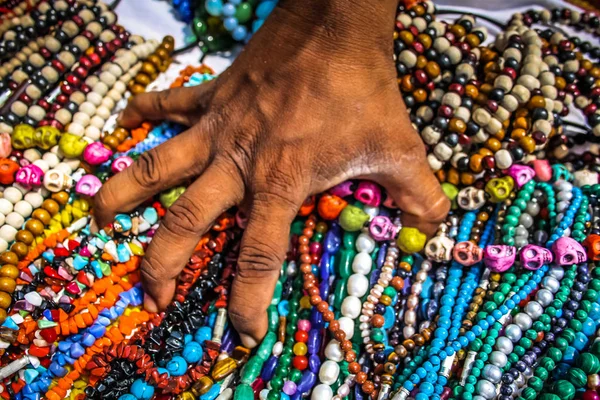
[13,200,32,218]
[496,336,514,354]
[23,149,41,162]
[43,152,60,168]
[489,351,507,368]
[68,122,85,136]
[427,153,443,171]
[421,126,441,145]
[0,213,5,226]
[0,238,7,253]
[72,112,91,126]
[311,384,333,400]
[341,296,361,319]
[352,252,372,275]
[338,317,354,340]
[5,211,24,229]
[0,225,17,242]
[355,233,375,253]
[494,149,513,169]
[362,205,379,221]
[85,126,101,140]
[272,341,283,356]
[90,115,105,129]
[32,159,49,173]
[3,187,22,204]
[347,273,369,297]
[318,361,340,385]
[24,191,44,208]
[324,340,343,362]
[0,198,13,214]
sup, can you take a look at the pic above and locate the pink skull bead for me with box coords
[453,241,483,266]
[75,174,102,197]
[507,164,535,188]
[111,156,134,173]
[354,181,381,207]
[483,245,517,272]
[83,142,113,165]
[520,244,553,270]
[369,216,399,241]
[15,164,44,189]
[531,160,552,182]
[552,237,587,266]
[0,132,12,158]
[329,181,354,198]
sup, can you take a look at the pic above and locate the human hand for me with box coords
[95,0,450,348]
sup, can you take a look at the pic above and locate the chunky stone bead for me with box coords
[397,227,426,254]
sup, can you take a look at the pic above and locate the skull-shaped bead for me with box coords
[583,234,600,262]
[519,244,553,270]
[354,181,381,207]
[369,216,399,242]
[552,164,572,182]
[483,245,517,272]
[329,181,354,198]
[425,235,455,262]
[11,124,35,149]
[457,187,486,210]
[453,241,483,266]
[15,165,44,189]
[0,132,12,158]
[83,142,113,165]
[111,156,134,173]
[551,237,587,266]
[506,164,535,188]
[485,177,515,203]
[33,126,60,150]
[43,168,73,192]
[531,159,552,182]
[75,174,102,197]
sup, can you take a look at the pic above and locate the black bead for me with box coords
[531,107,549,121]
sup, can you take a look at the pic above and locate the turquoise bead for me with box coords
[166,356,188,376]
[182,341,203,363]
[131,379,154,400]
[205,0,224,16]
[195,326,212,343]
[118,395,137,400]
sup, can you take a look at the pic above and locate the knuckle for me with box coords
[152,90,171,114]
[162,196,207,236]
[131,150,164,189]
[237,240,282,281]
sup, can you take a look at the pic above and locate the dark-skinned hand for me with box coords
[95,0,450,348]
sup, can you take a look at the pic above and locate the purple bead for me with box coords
[376,243,388,268]
[307,329,321,354]
[221,328,234,353]
[282,381,297,396]
[310,307,323,329]
[296,371,316,395]
[308,354,321,373]
[319,280,330,300]
[260,355,279,382]
[320,253,331,281]
[323,223,342,253]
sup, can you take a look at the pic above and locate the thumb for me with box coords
[229,193,300,348]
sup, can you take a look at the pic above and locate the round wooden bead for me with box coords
[14,200,32,218]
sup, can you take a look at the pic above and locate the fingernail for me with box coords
[144,293,159,313]
[239,333,259,349]
[89,217,99,234]
[116,111,123,123]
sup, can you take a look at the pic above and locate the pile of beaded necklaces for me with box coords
[0,0,599,400]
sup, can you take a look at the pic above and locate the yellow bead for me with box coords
[58,133,88,158]
[211,358,238,381]
[397,227,427,254]
[34,126,60,150]
[129,243,145,256]
[485,176,515,203]
[293,342,308,356]
[11,124,35,149]
[176,392,196,400]
[299,296,311,310]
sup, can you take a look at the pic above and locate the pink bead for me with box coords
[520,244,552,270]
[441,387,451,400]
[453,241,483,266]
[0,132,12,158]
[329,181,354,198]
[506,164,535,188]
[83,142,113,165]
[369,216,399,241]
[111,155,134,173]
[552,237,587,266]
[15,164,44,189]
[483,245,516,272]
[354,181,381,207]
[297,319,311,332]
[75,174,102,197]
[531,159,552,182]
[309,241,321,255]
[582,390,600,400]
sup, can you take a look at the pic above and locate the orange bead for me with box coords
[317,194,347,220]
[469,154,484,173]
[520,136,536,153]
[485,138,502,152]
[0,158,19,185]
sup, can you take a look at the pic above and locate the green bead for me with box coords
[241,357,262,384]
[528,376,543,392]
[519,337,532,349]
[569,319,582,332]
[290,368,302,382]
[537,394,561,400]
[339,205,369,232]
[492,292,505,304]
[371,328,384,342]
[469,339,483,352]
[552,380,576,400]
[401,255,414,264]
[192,17,208,37]
[338,249,355,278]
[577,353,600,374]
[470,367,480,378]
[520,387,538,400]
[397,227,427,253]
[267,391,280,400]
[343,231,357,249]
[441,182,459,208]
[548,348,564,362]
[256,332,276,361]
[333,279,347,310]
[235,3,253,23]
[526,329,538,341]
[160,186,186,208]
[233,383,254,400]
[514,345,525,357]
[539,357,555,371]
[585,289,598,301]
[566,367,587,388]
[291,221,305,235]
[267,306,278,332]
[534,366,548,380]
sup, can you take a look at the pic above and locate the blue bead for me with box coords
[256,0,276,19]
[465,331,475,342]
[183,341,203,363]
[405,381,414,391]
[131,379,154,400]
[222,3,236,16]
[205,0,223,16]
[200,383,221,400]
[166,356,188,376]
[478,320,489,330]
[195,326,212,343]
[409,374,420,384]
[472,326,482,336]
[118,395,137,400]
[232,25,248,41]
[223,17,238,31]
[69,343,85,358]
